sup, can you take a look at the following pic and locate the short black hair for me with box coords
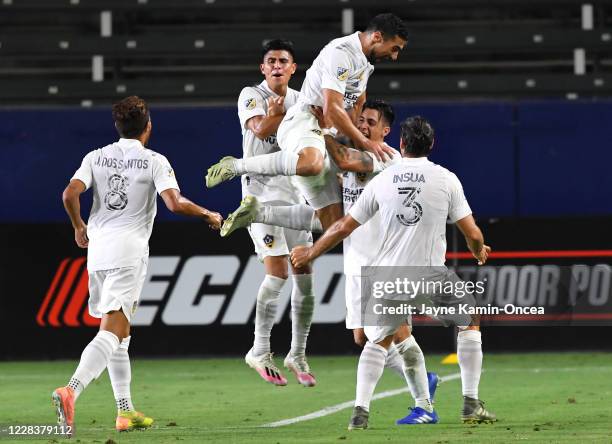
[400,116,434,157]
[262,39,296,61]
[365,13,408,41]
[112,96,150,138]
[363,99,395,126]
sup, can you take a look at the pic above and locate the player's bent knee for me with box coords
[297,148,324,176]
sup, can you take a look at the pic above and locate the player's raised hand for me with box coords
[290,245,312,268]
[74,224,88,248]
[205,211,223,230]
[475,244,491,265]
[267,96,285,117]
[362,138,394,162]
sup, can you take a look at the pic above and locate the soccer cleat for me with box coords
[206,156,237,188]
[245,348,287,386]
[51,386,75,435]
[115,411,154,432]
[284,354,316,387]
[396,407,439,425]
[348,406,369,430]
[220,195,261,237]
[427,372,439,401]
[461,397,497,424]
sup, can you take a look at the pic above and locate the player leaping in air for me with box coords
[206,13,407,232]
[236,39,316,387]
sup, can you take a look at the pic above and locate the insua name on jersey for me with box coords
[393,172,426,183]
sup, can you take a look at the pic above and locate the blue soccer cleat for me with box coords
[427,372,439,401]
[396,407,439,425]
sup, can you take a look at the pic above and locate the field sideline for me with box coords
[1,353,611,443]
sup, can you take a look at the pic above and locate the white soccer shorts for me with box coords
[87,257,147,323]
[277,109,341,210]
[248,222,313,261]
[347,274,413,333]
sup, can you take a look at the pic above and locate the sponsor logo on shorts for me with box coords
[337,67,349,81]
[311,129,322,136]
[263,234,275,248]
[244,98,257,110]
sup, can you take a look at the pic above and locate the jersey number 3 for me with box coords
[396,187,423,226]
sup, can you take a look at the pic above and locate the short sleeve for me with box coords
[237,87,266,129]
[320,47,352,95]
[71,151,94,190]
[349,177,379,225]
[151,154,180,195]
[367,148,401,174]
[447,172,472,223]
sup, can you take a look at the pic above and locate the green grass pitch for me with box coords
[1,352,611,443]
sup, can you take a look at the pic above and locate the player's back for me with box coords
[75,138,177,271]
[360,157,471,267]
[297,32,374,110]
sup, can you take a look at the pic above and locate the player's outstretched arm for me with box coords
[247,97,285,140]
[322,89,393,161]
[290,214,360,268]
[160,189,223,230]
[323,134,374,173]
[455,215,491,265]
[62,179,89,248]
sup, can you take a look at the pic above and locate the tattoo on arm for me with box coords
[325,136,374,173]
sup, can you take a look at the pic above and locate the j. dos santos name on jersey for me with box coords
[95,156,149,170]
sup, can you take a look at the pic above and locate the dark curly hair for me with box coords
[112,96,150,138]
[400,116,435,157]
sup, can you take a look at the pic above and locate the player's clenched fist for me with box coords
[290,245,312,268]
[205,211,223,230]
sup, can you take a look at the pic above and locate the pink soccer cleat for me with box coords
[245,348,287,386]
[51,386,75,436]
[284,354,316,387]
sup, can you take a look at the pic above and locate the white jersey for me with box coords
[349,157,472,267]
[296,32,374,111]
[238,80,302,204]
[72,138,179,271]
[342,149,401,275]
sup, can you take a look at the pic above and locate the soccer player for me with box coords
[53,96,222,434]
[290,116,497,429]
[223,100,438,421]
[206,13,407,232]
[237,39,316,387]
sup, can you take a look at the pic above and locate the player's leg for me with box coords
[457,321,496,423]
[244,224,289,386]
[52,269,126,433]
[349,329,394,430]
[206,109,326,188]
[221,198,323,238]
[283,228,316,386]
[105,260,154,432]
[393,324,438,425]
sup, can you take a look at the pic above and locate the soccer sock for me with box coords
[252,275,286,356]
[257,204,323,233]
[108,336,135,413]
[384,344,405,378]
[289,274,314,358]
[234,151,299,176]
[395,335,432,412]
[69,330,120,401]
[457,329,483,399]
[355,342,387,411]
